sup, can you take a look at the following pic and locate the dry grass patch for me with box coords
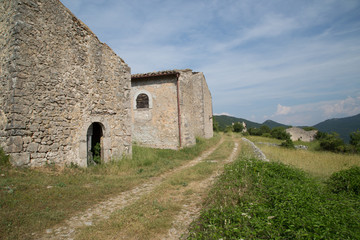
[260,145,360,178]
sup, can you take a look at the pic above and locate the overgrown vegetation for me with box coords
[0,147,10,166]
[326,166,360,195]
[315,130,360,153]
[0,135,220,240]
[92,142,101,164]
[188,153,360,239]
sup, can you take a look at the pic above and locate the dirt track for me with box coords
[35,136,240,240]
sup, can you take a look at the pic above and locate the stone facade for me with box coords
[0,0,132,167]
[286,127,318,142]
[131,70,213,149]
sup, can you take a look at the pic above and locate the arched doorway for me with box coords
[87,122,103,166]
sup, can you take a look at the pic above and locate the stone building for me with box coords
[131,70,213,149]
[286,127,318,142]
[0,0,132,167]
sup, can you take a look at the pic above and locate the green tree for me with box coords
[350,130,360,146]
[350,130,360,152]
[213,119,220,132]
[248,127,262,136]
[281,138,295,149]
[315,131,328,140]
[233,122,244,133]
[319,132,345,152]
[270,127,290,140]
[224,125,234,133]
[260,125,271,134]
[303,126,317,131]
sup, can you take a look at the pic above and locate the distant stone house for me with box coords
[0,0,132,167]
[131,70,213,149]
[286,127,318,142]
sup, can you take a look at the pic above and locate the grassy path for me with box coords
[34,136,237,239]
[73,135,240,239]
[160,139,239,240]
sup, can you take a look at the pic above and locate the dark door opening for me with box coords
[87,122,103,166]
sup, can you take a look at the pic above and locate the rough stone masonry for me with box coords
[0,0,132,167]
[131,70,213,149]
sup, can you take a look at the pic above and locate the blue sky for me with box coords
[60,0,360,126]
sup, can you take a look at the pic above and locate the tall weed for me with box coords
[188,155,360,239]
[0,147,10,166]
[326,166,360,195]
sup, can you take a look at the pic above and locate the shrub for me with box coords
[350,130,360,145]
[281,139,295,149]
[319,133,345,152]
[262,133,272,138]
[213,119,220,132]
[270,127,290,140]
[326,166,360,195]
[260,125,271,134]
[315,131,328,140]
[224,125,233,133]
[248,127,262,136]
[233,122,244,133]
[0,147,10,166]
[93,142,101,164]
[350,130,360,152]
[303,126,317,131]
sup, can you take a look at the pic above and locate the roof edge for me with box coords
[131,69,193,79]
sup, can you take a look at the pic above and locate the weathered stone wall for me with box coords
[0,0,132,167]
[286,127,317,142]
[179,70,213,146]
[131,76,179,149]
[201,76,214,139]
[131,69,213,149]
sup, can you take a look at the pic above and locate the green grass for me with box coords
[188,151,360,239]
[247,135,360,178]
[0,134,220,240]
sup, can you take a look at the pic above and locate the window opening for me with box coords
[136,93,149,109]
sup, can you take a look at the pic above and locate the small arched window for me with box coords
[136,93,149,109]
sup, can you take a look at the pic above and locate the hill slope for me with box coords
[214,115,288,130]
[214,115,261,130]
[262,120,290,129]
[313,113,360,143]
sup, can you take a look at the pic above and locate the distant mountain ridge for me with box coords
[313,113,360,143]
[214,113,360,143]
[213,115,288,130]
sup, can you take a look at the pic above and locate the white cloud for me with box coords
[59,0,360,126]
[275,104,292,115]
[321,96,360,118]
[270,95,360,125]
[214,112,233,116]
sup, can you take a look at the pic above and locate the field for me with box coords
[188,134,360,239]
[247,135,360,178]
[0,134,222,239]
[1,133,360,239]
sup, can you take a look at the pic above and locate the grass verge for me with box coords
[187,151,360,239]
[0,134,220,240]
